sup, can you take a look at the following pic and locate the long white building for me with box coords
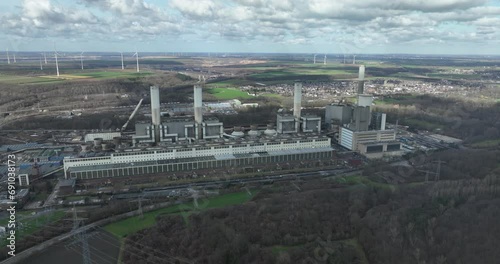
[64,137,332,179]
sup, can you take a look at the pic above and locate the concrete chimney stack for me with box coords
[150,86,161,142]
[194,85,203,138]
[293,81,302,132]
[357,65,365,94]
[381,113,387,130]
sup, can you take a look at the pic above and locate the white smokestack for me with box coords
[194,85,203,124]
[150,86,161,142]
[357,94,373,107]
[358,65,365,80]
[358,65,365,94]
[293,81,302,132]
[194,85,203,138]
[381,113,386,130]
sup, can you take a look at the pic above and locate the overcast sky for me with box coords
[1,0,499,54]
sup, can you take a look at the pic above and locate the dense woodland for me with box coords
[375,94,500,144]
[123,149,500,264]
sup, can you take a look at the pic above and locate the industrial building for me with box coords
[64,82,332,179]
[339,127,399,152]
[132,86,224,145]
[65,138,332,179]
[84,132,121,143]
[18,174,29,186]
[326,65,402,157]
[275,82,322,134]
[62,66,404,179]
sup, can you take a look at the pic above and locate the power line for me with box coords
[96,227,192,264]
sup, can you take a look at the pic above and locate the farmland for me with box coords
[0,70,152,85]
[206,87,254,99]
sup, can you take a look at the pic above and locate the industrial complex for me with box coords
[60,66,402,180]
[0,65,416,186]
[63,80,334,179]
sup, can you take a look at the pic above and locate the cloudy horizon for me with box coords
[1,0,499,55]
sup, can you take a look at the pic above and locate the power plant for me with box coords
[64,81,332,179]
[62,65,402,179]
[325,65,401,157]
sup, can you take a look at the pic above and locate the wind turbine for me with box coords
[13,53,16,63]
[313,54,317,64]
[132,50,139,73]
[343,54,346,64]
[80,51,84,70]
[54,48,60,77]
[39,56,43,70]
[44,53,47,64]
[119,52,124,70]
[6,49,10,64]
[323,54,327,65]
[353,55,356,65]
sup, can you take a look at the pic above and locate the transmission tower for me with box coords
[65,207,91,264]
[433,159,446,181]
[130,194,149,219]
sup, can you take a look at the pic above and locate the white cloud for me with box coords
[0,0,498,52]
[170,0,218,19]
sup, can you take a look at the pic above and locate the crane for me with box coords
[121,99,143,132]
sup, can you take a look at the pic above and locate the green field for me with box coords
[0,74,65,85]
[73,71,152,79]
[64,195,89,201]
[206,87,254,99]
[104,191,256,239]
[0,71,152,85]
[248,67,355,80]
[0,210,66,246]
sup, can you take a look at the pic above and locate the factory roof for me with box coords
[0,143,46,152]
[59,179,76,187]
[18,163,62,176]
[358,141,401,146]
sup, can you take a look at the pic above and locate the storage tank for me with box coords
[264,124,277,136]
[231,126,245,138]
[248,124,261,137]
[80,144,90,152]
[102,143,111,151]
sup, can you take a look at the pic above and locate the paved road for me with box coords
[43,181,61,207]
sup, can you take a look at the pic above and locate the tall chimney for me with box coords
[381,113,386,130]
[293,81,302,132]
[150,86,161,142]
[357,65,365,94]
[194,85,203,139]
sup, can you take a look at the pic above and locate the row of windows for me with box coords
[65,157,109,163]
[114,151,155,157]
[69,151,333,179]
[177,148,192,152]
[66,139,331,165]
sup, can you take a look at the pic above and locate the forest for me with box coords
[375,94,500,145]
[122,149,500,264]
